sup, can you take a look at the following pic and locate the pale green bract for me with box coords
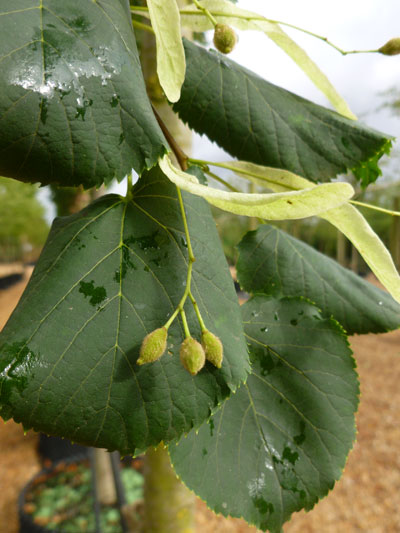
[147,0,186,102]
[323,205,400,303]
[227,160,400,304]
[178,0,356,119]
[159,155,354,220]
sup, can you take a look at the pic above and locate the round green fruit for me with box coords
[213,23,237,54]
[379,37,400,56]
[137,327,168,365]
[201,330,223,368]
[180,337,206,375]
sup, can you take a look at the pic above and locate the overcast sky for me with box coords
[233,0,400,128]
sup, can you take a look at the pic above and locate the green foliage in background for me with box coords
[0,177,48,260]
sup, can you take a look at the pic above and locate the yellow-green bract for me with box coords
[179,0,356,119]
[159,155,354,220]
[147,0,186,102]
[228,159,400,304]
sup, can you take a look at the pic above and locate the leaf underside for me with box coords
[170,295,359,533]
[236,225,400,335]
[0,0,168,188]
[0,167,249,455]
[174,39,391,185]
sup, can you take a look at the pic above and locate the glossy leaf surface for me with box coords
[0,167,249,454]
[174,40,391,185]
[0,0,168,187]
[237,225,400,334]
[170,296,359,533]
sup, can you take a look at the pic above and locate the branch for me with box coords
[152,105,189,171]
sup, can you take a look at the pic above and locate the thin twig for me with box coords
[152,105,189,171]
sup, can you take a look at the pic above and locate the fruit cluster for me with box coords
[137,326,223,375]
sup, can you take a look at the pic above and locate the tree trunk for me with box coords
[93,448,117,505]
[350,244,359,274]
[139,3,196,532]
[336,230,347,267]
[50,185,92,216]
[142,444,195,533]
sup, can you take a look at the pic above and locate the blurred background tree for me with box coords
[0,178,49,263]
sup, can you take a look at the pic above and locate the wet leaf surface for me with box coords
[174,39,391,185]
[0,167,249,455]
[236,225,400,334]
[170,295,359,533]
[0,0,168,187]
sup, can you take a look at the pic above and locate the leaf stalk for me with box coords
[192,0,218,27]
[163,188,197,335]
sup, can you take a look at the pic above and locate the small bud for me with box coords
[213,23,237,55]
[201,330,223,369]
[378,38,400,56]
[180,337,205,375]
[137,327,168,365]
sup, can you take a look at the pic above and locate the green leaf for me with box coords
[147,0,186,103]
[237,225,400,334]
[227,159,400,304]
[0,0,169,188]
[159,155,354,220]
[352,139,393,188]
[0,167,249,455]
[186,164,208,185]
[180,0,355,119]
[174,39,392,184]
[170,295,359,533]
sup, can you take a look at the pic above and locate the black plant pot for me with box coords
[18,454,89,533]
[18,453,143,533]
[0,272,23,290]
[38,433,89,463]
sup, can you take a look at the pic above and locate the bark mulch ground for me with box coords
[1,276,399,533]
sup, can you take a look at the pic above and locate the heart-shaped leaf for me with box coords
[170,295,359,533]
[237,225,400,334]
[174,39,391,185]
[0,0,168,188]
[0,167,249,455]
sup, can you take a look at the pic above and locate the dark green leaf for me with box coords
[186,164,208,185]
[236,225,400,335]
[170,296,359,533]
[174,40,392,185]
[0,0,168,188]
[0,167,249,455]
